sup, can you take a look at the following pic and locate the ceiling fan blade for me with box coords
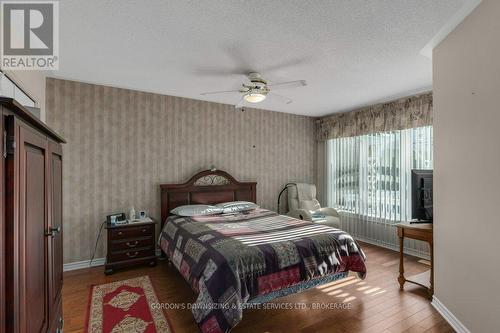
[193,68,250,80]
[201,89,241,96]
[267,80,307,90]
[268,92,293,105]
[261,57,311,73]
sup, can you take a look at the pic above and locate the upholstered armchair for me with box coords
[287,183,341,229]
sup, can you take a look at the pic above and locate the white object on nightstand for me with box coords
[129,217,153,224]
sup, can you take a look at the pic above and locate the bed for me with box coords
[159,169,366,333]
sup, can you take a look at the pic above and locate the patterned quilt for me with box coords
[159,208,366,333]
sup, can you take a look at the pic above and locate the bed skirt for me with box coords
[246,271,349,304]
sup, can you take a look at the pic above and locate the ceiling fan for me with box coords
[200,72,307,109]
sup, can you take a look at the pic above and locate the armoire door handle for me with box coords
[45,226,61,237]
[51,226,61,233]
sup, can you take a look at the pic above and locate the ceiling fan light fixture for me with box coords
[200,72,304,107]
[244,92,266,103]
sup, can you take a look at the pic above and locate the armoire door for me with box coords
[48,141,63,332]
[0,113,5,333]
[15,123,49,333]
[1,99,66,333]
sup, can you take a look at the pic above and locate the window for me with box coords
[0,71,36,108]
[326,126,433,223]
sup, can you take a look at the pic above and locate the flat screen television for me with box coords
[411,169,433,222]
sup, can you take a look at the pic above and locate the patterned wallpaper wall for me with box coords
[46,78,316,263]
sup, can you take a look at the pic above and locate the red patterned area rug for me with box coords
[85,276,174,333]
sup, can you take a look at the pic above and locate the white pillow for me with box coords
[170,204,223,217]
[216,201,259,214]
[299,199,321,212]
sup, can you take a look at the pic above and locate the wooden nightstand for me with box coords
[104,220,158,275]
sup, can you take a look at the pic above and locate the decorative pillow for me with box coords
[216,201,259,214]
[299,199,321,212]
[170,204,223,217]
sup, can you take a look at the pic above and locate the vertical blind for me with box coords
[326,126,433,224]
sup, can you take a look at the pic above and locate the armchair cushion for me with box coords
[299,199,321,211]
[287,209,312,221]
[317,207,340,218]
[287,209,340,229]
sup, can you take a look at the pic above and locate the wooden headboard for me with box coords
[160,169,257,228]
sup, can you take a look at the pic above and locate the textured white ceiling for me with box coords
[53,0,473,116]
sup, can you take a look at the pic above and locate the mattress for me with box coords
[159,208,366,333]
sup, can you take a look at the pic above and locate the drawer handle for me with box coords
[126,241,139,248]
[142,228,148,233]
[118,231,123,236]
[127,251,139,258]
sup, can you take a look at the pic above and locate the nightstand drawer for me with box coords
[110,224,154,239]
[105,219,158,274]
[110,237,153,252]
[108,248,155,262]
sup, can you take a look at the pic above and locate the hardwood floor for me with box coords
[62,242,453,333]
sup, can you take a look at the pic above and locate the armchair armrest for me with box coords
[318,207,340,218]
[287,209,313,221]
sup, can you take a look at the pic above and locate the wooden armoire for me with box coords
[0,97,65,333]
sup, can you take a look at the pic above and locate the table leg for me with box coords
[398,235,405,289]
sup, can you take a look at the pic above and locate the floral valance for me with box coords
[316,92,432,141]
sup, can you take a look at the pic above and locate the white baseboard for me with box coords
[63,258,105,272]
[353,235,430,260]
[432,296,471,333]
